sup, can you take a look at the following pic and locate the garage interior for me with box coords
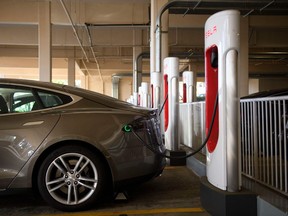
[1,0,288,99]
[0,0,288,216]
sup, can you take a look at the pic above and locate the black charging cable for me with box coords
[132,94,218,159]
[159,94,168,115]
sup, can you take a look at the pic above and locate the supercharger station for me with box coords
[163,57,186,165]
[200,10,257,216]
[163,57,179,151]
[205,9,240,193]
[151,72,161,109]
[139,82,150,108]
[182,71,194,103]
[180,71,194,148]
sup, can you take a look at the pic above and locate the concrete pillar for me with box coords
[85,76,89,89]
[150,0,158,108]
[151,0,168,110]
[68,57,75,86]
[38,1,51,82]
[150,0,157,77]
[80,73,87,89]
[112,76,120,99]
[160,0,169,71]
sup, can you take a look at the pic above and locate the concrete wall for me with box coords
[259,78,288,91]
[249,79,259,95]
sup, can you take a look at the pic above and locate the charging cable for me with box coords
[132,94,218,159]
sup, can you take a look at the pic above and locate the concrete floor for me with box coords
[0,166,210,216]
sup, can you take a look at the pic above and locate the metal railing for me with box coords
[241,96,288,197]
[179,102,206,154]
[180,96,288,197]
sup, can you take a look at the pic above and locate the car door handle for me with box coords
[23,121,44,126]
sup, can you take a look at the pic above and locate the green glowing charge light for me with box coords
[123,125,132,132]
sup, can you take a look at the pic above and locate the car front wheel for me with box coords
[37,145,107,211]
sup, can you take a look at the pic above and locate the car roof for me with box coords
[0,78,153,113]
[0,78,65,91]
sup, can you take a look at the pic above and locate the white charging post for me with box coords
[140,82,150,108]
[182,71,194,103]
[204,9,240,192]
[151,72,161,109]
[181,71,194,148]
[163,57,179,151]
[132,92,138,106]
[200,10,257,216]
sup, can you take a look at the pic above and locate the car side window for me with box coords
[37,91,72,108]
[0,86,73,114]
[13,90,37,112]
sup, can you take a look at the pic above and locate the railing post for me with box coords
[253,101,259,180]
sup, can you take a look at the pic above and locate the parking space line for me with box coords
[41,207,204,216]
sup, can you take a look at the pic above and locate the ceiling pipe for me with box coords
[193,0,202,10]
[85,23,150,28]
[155,0,200,73]
[60,0,104,93]
[243,9,254,18]
[113,72,150,79]
[134,51,203,93]
[183,0,202,16]
[260,0,275,12]
[154,0,198,109]
[131,51,287,86]
[59,0,89,62]
[134,52,150,92]
[85,24,104,89]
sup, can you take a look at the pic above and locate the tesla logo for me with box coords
[205,25,217,38]
[164,63,168,72]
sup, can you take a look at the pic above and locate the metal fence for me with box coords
[179,102,206,153]
[180,96,288,197]
[241,96,288,197]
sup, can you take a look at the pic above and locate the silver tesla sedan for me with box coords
[0,79,166,211]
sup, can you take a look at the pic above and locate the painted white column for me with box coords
[38,1,51,82]
[164,57,179,151]
[150,0,158,109]
[68,57,75,86]
[150,0,157,76]
[160,0,169,71]
[112,76,120,99]
[80,73,87,89]
[151,0,168,110]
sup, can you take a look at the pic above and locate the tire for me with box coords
[37,145,107,211]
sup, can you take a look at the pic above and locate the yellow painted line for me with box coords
[164,166,181,170]
[42,207,204,216]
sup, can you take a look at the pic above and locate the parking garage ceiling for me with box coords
[169,0,288,16]
[0,0,287,79]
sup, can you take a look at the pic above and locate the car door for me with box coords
[0,86,61,189]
